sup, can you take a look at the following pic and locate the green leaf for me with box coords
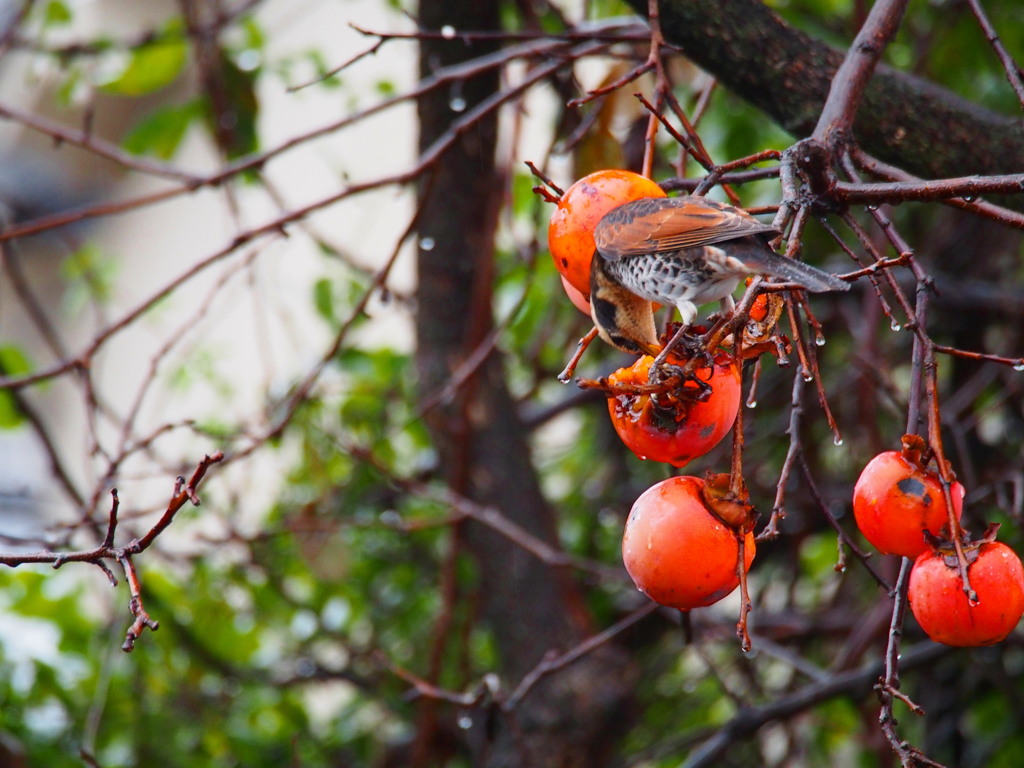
[54,67,83,107]
[60,245,116,310]
[42,0,72,25]
[0,392,22,428]
[0,344,33,378]
[123,101,202,159]
[0,346,33,428]
[240,16,265,51]
[313,278,335,322]
[0,346,32,428]
[303,50,342,90]
[101,36,187,96]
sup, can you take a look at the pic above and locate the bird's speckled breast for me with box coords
[603,246,746,307]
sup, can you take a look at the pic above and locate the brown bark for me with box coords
[414,2,635,765]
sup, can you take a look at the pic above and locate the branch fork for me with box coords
[1,452,224,651]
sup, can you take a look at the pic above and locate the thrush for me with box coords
[588,195,850,356]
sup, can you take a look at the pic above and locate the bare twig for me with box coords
[965,0,1024,109]
[0,452,224,651]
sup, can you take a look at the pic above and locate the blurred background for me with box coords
[0,0,1023,767]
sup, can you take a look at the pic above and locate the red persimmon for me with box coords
[607,353,741,468]
[852,442,965,559]
[548,169,665,303]
[622,476,756,611]
[909,540,1024,646]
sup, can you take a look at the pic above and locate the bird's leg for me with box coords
[651,296,718,378]
[649,301,699,372]
[558,326,599,383]
[719,294,736,318]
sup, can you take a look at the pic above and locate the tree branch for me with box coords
[0,452,224,651]
[626,0,1024,191]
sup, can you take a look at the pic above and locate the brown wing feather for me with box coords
[594,196,779,260]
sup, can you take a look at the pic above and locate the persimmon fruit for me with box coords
[852,443,965,559]
[560,275,591,315]
[622,476,755,611]
[606,352,741,468]
[548,169,665,301]
[909,540,1024,647]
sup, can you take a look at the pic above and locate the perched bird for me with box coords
[589,195,850,356]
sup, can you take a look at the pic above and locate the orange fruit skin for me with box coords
[852,451,964,558]
[559,275,591,315]
[622,476,755,610]
[909,542,1024,646]
[607,355,741,468]
[749,294,769,322]
[548,170,666,298]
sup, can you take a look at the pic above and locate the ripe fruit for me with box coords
[606,352,741,468]
[560,275,591,315]
[548,169,665,298]
[852,439,965,558]
[909,540,1024,646]
[622,476,756,610]
[749,293,770,323]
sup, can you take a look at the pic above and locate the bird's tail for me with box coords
[732,239,850,293]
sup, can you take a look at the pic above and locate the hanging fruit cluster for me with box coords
[546,169,1024,649]
[853,435,1024,647]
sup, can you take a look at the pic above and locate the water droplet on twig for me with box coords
[441,25,457,39]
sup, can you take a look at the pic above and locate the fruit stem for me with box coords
[524,160,564,198]
[678,610,693,646]
[729,346,746,501]
[924,350,976,602]
[736,535,753,652]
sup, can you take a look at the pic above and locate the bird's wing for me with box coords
[594,196,779,260]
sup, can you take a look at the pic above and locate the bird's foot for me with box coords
[645,324,717,403]
[649,363,712,403]
[650,323,714,375]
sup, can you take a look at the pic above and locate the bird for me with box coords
[588,195,850,356]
